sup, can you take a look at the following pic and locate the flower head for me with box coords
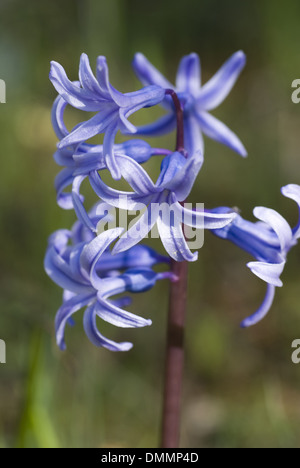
[50,54,165,179]
[132,52,247,157]
[211,184,300,327]
[44,227,174,352]
[86,150,237,261]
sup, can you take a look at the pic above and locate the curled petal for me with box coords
[240,284,276,328]
[103,122,120,179]
[176,53,201,94]
[247,260,285,287]
[72,176,96,232]
[58,110,116,149]
[281,184,300,238]
[89,170,150,210]
[83,303,133,352]
[52,96,69,140]
[55,168,75,210]
[197,51,246,111]
[80,228,124,281]
[96,297,152,328]
[50,61,103,111]
[160,151,203,201]
[157,214,198,262]
[194,110,247,157]
[253,206,293,253]
[116,154,156,195]
[56,294,96,350]
[176,202,237,230]
[44,246,91,294]
[113,202,160,254]
[79,53,104,95]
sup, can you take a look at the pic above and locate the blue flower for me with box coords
[86,151,237,262]
[211,184,300,327]
[50,54,165,179]
[132,52,247,157]
[44,227,174,352]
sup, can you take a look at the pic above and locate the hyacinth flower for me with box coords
[132,51,247,157]
[44,227,174,351]
[50,54,165,179]
[86,150,237,261]
[211,184,300,327]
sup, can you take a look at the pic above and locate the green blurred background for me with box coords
[1,0,300,448]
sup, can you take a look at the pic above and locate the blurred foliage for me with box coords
[1,0,300,448]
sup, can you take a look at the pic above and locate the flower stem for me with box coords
[161,259,188,448]
[161,89,188,448]
[165,89,186,156]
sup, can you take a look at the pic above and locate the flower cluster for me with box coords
[45,50,298,352]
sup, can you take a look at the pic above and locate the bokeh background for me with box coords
[1,0,300,448]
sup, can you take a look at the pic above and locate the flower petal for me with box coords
[157,213,198,262]
[176,202,237,229]
[247,260,285,287]
[80,228,124,282]
[96,297,152,328]
[55,294,95,350]
[50,61,103,111]
[134,112,177,137]
[89,170,150,210]
[240,284,276,328]
[253,206,293,252]
[58,110,116,149]
[113,204,160,254]
[184,113,204,157]
[281,184,300,239]
[116,154,156,195]
[194,111,247,157]
[176,53,201,94]
[83,303,133,352]
[51,96,69,139]
[197,51,246,111]
[132,53,173,90]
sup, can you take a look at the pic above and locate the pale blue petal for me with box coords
[89,170,151,210]
[247,260,285,287]
[184,113,204,157]
[281,184,300,238]
[197,51,246,111]
[157,214,198,262]
[96,297,152,328]
[58,110,116,149]
[80,228,124,283]
[83,303,133,352]
[113,204,160,254]
[132,53,173,90]
[253,206,293,252]
[194,111,247,157]
[44,246,92,294]
[56,294,95,350]
[176,53,201,94]
[50,61,104,111]
[241,284,276,328]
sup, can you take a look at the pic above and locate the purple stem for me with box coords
[161,89,188,448]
